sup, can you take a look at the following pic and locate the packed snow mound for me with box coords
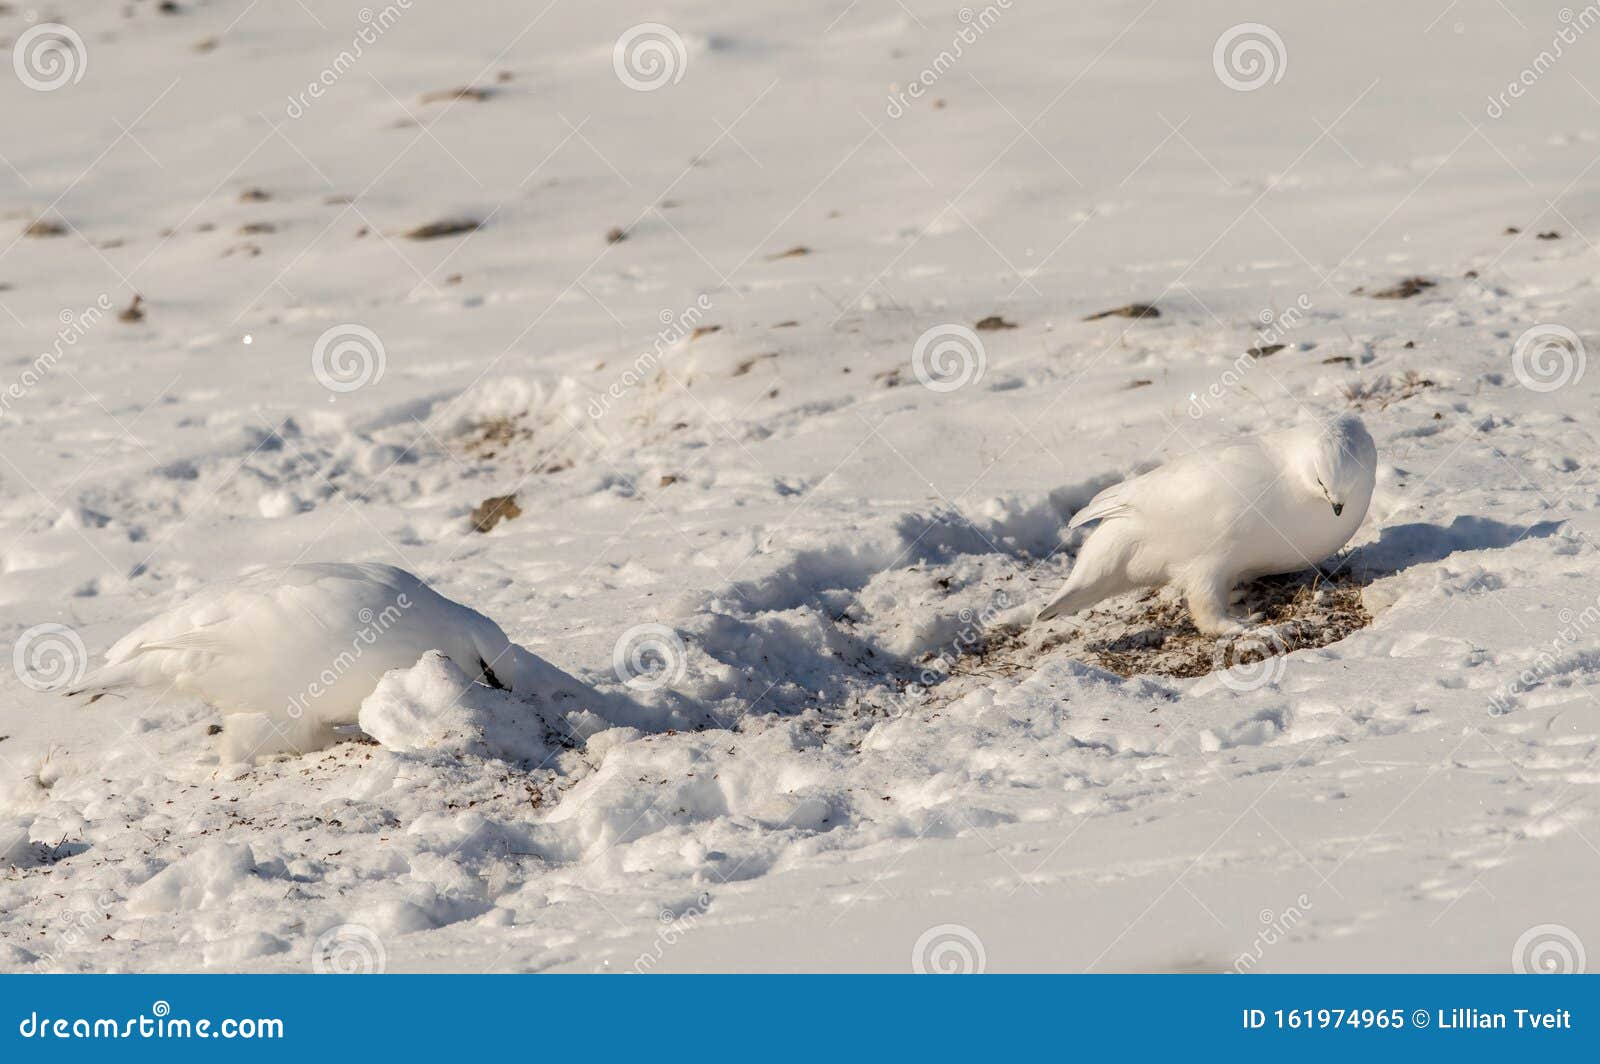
[0,820,33,870]
[126,841,259,916]
[359,651,563,763]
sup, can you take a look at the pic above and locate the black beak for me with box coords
[1331,502,1344,517]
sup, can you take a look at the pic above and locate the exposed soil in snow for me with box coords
[987,570,1372,682]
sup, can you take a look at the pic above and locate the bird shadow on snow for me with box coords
[1343,515,1565,580]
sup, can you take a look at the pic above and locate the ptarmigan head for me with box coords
[1298,414,1377,519]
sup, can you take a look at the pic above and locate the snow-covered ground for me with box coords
[2,0,1598,973]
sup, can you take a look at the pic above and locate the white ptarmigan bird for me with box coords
[69,562,590,760]
[1035,415,1377,635]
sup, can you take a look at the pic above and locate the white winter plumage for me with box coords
[70,562,586,760]
[1035,415,1378,634]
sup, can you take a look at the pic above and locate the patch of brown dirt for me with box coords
[974,570,1370,682]
[460,416,528,459]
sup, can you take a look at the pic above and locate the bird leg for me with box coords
[1228,584,1267,623]
[1183,569,1253,636]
